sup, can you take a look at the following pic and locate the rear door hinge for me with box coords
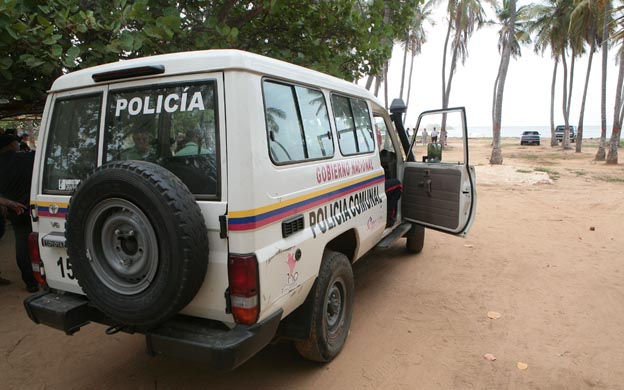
[30,204,39,222]
[219,215,228,239]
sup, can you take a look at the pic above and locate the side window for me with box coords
[263,80,333,164]
[331,95,374,155]
[42,94,101,193]
[105,81,219,196]
[374,116,395,154]
[352,99,375,153]
[295,86,333,159]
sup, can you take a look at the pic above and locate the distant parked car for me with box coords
[555,125,576,143]
[520,131,541,145]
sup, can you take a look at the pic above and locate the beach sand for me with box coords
[1,138,623,389]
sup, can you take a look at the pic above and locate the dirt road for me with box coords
[2,139,623,389]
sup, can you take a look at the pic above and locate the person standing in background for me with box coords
[431,127,439,143]
[0,133,38,292]
[422,128,428,145]
[0,196,28,285]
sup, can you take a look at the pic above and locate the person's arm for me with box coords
[0,197,27,215]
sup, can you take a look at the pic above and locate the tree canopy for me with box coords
[0,0,421,119]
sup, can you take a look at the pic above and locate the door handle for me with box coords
[426,178,432,196]
[418,178,433,196]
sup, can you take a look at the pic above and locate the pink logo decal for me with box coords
[287,252,297,275]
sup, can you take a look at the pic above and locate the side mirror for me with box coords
[424,143,442,163]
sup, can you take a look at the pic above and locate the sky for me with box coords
[378,4,621,129]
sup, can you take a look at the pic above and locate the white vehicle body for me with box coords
[25,50,476,370]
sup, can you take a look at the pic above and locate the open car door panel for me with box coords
[401,107,476,236]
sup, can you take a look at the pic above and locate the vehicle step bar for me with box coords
[376,222,413,249]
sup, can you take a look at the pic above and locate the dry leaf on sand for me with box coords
[487,311,502,319]
[484,353,497,361]
[517,362,528,370]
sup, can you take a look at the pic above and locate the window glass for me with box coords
[42,94,101,193]
[332,95,373,155]
[263,81,333,163]
[105,81,218,195]
[295,86,333,159]
[414,110,466,164]
[331,95,357,155]
[374,116,395,154]
[352,99,375,153]
[263,82,305,162]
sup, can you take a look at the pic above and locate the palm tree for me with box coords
[570,0,602,153]
[528,0,570,147]
[490,0,531,164]
[558,0,576,150]
[439,0,492,146]
[595,0,612,161]
[401,4,435,123]
[606,46,624,164]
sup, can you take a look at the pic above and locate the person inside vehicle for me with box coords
[175,128,210,156]
[121,127,156,161]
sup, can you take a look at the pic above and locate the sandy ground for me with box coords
[1,138,623,389]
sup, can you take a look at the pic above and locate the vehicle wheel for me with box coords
[65,161,209,328]
[405,224,425,254]
[538,141,541,146]
[294,251,354,362]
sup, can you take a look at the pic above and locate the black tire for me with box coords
[65,161,209,328]
[406,225,425,254]
[295,251,354,362]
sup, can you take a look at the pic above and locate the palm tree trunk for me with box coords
[441,22,452,110]
[365,75,375,91]
[550,58,558,147]
[405,51,416,124]
[492,71,500,126]
[441,14,463,148]
[561,52,572,150]
[606,48,624,164]
[374,75,382,97]
[576,42,595,153]
[399,35,409,100]
[383,62,389,110]
[596,0,610,161]
[490,0,516,165]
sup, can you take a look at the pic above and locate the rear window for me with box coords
[42,93,101,194]
[262,80,334,164]
[331,95,375,155]
[104,81,219,196]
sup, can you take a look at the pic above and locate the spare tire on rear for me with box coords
[65,161,209,328]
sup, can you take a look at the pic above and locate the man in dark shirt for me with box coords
[0,133,38,292]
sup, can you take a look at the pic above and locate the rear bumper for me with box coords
[146,309,282,371]
[24,292,283,371]
[24,291,100,335]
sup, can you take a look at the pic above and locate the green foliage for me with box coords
[594,175,624,183]
[534,166,560,179]
[0,0,421,118]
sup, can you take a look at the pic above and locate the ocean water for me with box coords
[468,125,608,139]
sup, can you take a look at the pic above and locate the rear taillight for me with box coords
[28,232,46,286]
[228,254,259,325]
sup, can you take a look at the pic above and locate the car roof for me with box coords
[50,49,382,106]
